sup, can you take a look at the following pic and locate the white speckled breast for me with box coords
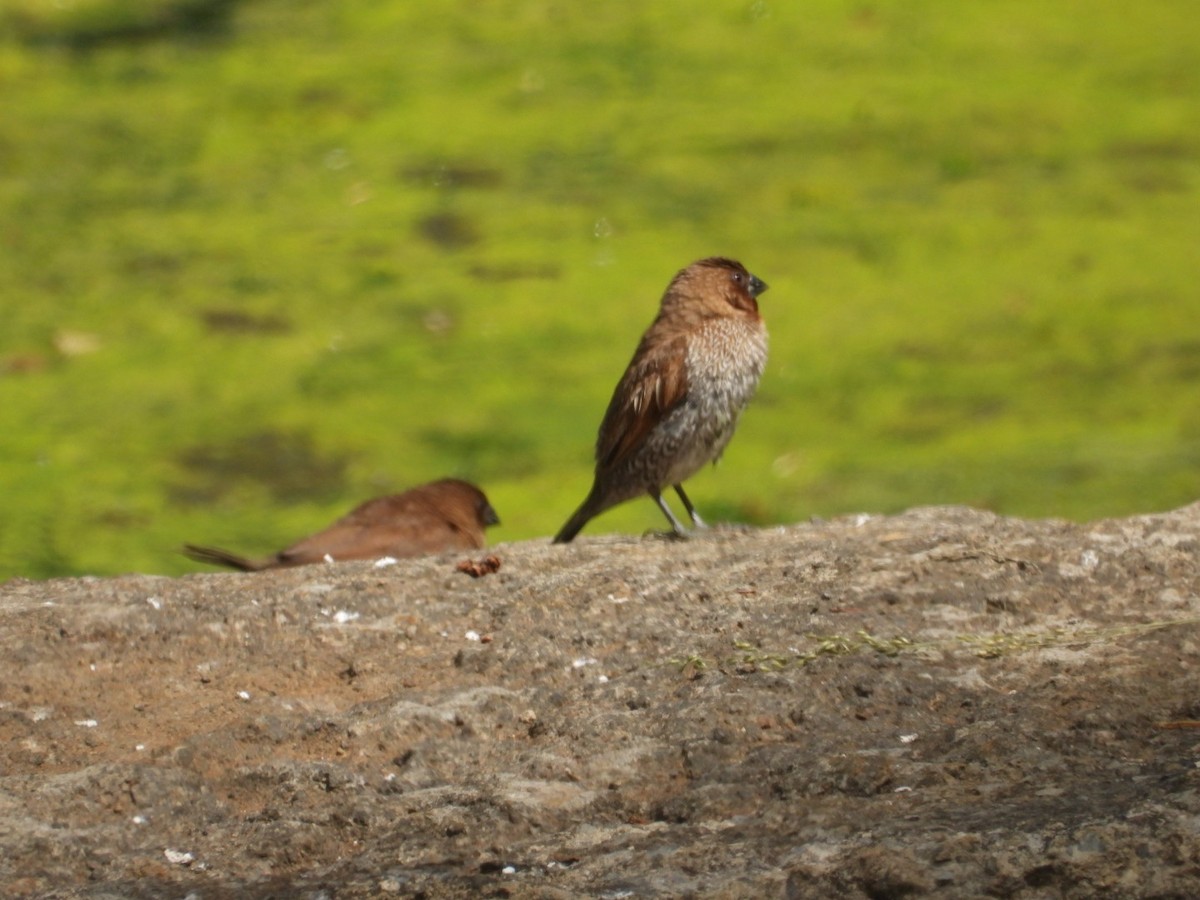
[652,316,768,489]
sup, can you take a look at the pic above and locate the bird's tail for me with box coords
[552,487,607,544]
[552,508,590,544]
[181,543,261,572]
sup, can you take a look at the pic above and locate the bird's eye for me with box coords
[731,271,743,285]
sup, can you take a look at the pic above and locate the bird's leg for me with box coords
[652,492,690,537]
[674,485,707,529]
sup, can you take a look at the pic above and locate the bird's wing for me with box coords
[596,332,689,472]
[276,494,478,563]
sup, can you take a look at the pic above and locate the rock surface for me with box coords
[3,504,1200,898]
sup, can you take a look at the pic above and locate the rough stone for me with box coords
[3,504,1200,897]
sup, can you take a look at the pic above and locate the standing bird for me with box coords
[183,478,500,571]
[553,257,768,543]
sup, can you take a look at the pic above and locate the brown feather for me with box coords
[183,478,500,571]
[596,332,690,472]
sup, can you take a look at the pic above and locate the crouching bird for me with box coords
[184,478,500,570]
[554,257,768,543]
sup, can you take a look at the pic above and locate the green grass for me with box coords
[1,0,1198,578]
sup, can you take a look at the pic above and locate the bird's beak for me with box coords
[483,505,501,527]
[748,274,768,298]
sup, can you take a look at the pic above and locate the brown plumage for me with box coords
[553,257,768,543]
[183,478,500,571]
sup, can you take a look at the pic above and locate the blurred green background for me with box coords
[1,0,1197,579]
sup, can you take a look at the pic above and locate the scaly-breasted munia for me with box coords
[184,478,500,570]
[553,257,768,543]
